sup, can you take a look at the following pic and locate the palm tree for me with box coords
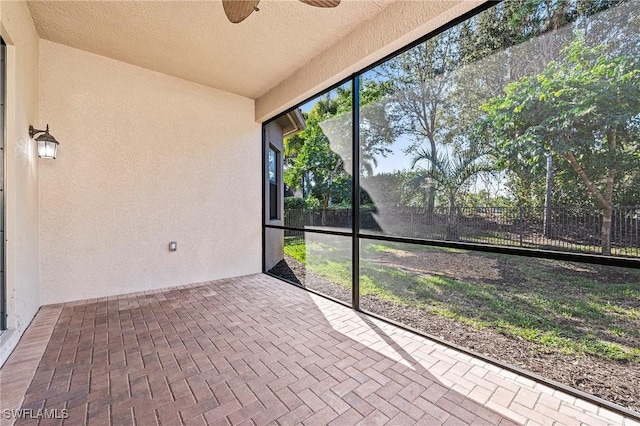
[412,145,493,240]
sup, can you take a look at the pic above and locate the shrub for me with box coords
[284,196,322,210]
[284,197,305,210]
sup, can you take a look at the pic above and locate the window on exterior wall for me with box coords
[269,146,279,220]
[263,0,640,412]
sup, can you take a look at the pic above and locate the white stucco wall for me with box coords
[256,0,485,121]
[38,40,261,304]
[0,0,41,366]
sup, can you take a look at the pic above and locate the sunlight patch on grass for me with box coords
[360,275,404,304]
[310,261,351,288]
[605,303,640,320]
[609,327,627,337]
[579,335,640,362]
[371,243,467,254]
[284,242,306,263]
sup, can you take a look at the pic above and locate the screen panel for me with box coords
[266,230,352,306]
[358,0,640,258]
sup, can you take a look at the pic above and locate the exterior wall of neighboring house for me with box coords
[264,110,306,271]
[264,121,284,271]
[0,0,41,367]
[255,0,484,122]
[38,40,262,304]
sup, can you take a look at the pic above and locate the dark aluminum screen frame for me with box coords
[262,0,640,276]
[261,1,640,420]
[1,38,6,331]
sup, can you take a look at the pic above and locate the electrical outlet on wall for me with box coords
[169,241,177,252]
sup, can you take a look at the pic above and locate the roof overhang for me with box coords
[276,108,306,137]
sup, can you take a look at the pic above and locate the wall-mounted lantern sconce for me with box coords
[29,124,60,159]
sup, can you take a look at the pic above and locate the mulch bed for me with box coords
[270,255,640,413]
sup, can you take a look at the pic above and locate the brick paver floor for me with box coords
[1,274,639,425]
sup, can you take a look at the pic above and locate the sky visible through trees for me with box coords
[283,0,640,256]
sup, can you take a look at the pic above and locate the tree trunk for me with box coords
[322,194,329,226]
[427,185,436,222]
[426,136,438,223]
[543,151,553,238]
[321,159,342,227]
[446,197,459,241]
[601,129,618,256]
[601,204,613,256]
[302,173,309,198]
[563,127,617,256]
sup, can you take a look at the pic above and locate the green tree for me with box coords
[283,94,344,221]
[283,82,396,223]
[456,0,634,216]
[412,146,492,240]
[317,80,398,176]
[482,35,640,255]
[377,35,459,217]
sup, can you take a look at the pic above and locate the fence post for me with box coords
[519,206,524,247]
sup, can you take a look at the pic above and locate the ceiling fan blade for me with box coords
[299,0,340,8]
[222,0,260,23]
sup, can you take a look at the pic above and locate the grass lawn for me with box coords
[284,237,640,362]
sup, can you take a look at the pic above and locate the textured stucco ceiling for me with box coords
[27,0,393,99]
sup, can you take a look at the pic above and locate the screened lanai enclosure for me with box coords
[264,0,640,412]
